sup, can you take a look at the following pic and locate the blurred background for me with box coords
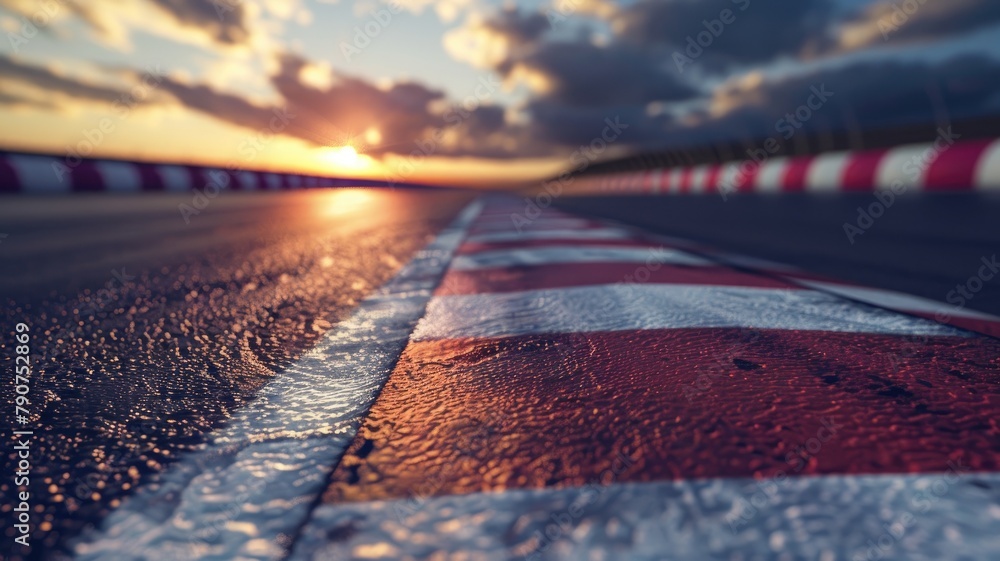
[1,0,998,187]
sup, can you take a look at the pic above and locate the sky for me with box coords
[1,0,999,187]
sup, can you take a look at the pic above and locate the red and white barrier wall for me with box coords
[0,152,423,193]
[572,137,1000,195]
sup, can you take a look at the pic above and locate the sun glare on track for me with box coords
[317,188,379,218]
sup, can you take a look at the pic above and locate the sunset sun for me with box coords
[322,145,371,170]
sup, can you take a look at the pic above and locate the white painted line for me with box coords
[755,157,789,193]
[8,154,69,193]
[650,168,664,193]
[412,284,965,340]
[665,168,683,194]
[799,281,1000,322]
[975,139,1000,192]
[875,144,930,192]
[450,246,710,271]
[289,472,1000,561]
[718,162,742,194]
[157,165,190,192]
[235,171,258,191]
[689,165,710,194]
[94,161,142,192]
[72,200,485,561]
[806,152,850,192]
[465,228,635,244]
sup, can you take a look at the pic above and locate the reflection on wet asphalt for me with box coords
[0,189,470,556]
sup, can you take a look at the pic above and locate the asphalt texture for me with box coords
[0,189,470,558]
[557,193,1000,319]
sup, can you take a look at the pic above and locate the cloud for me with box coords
[0,54,126,104]
[439,6,700,154]
[385,0,474,23]
[501,40,700,107]
[830,0,1000,53]
[0,0,256,49]
[265,53,445,150]
[447,6,699,107]
[444,7,552,69]
[0,89,59,110]
[146,0,252,45]
[679,53,1000,147]
[612,0,833,70]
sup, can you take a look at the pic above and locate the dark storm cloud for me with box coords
[830,0,1000,52]
[523,100,674,146]
[481,7,552,44]
[674,54,1000,147]
[613,0,833,70]
[503,40,701,106]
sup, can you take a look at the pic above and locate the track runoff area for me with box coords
[72,196,1000,561]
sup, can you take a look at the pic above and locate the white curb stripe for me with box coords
[876,144,929,191]
[95,161,142,193]
[755,157,788,193]
[450,246,709,271]
[464,228,635,244]
[412,284,965,341]
[8,154,68,193]
[72,201,484,561]
[289,472,1000,561]
[976,139,1000,192]
[806,152,850,192]
[157,165,190,192]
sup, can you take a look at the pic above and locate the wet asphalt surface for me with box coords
[0,189,470,559]
[557,193,1000,319]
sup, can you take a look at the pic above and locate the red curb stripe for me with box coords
[186,166,207,191]
[842,149,889,192]
[71,161,105,192]
[0,157,20,192]
[704,164,722,192]
[735,162,758,193]
[226,170,245,191]
[437,263,799,295]
[135,164,165,191]
[925,139,995,191]
[643,170,657,193]
[678,168,694,194]
[781,156,813,192]
[324,329,1000,504]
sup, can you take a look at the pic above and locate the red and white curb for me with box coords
[288,198,1000,560]
[572,137,1000,195]
[0,152,424,193]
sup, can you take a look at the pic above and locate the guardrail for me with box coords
[0,152,431,193]
[570,138,1000,195]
